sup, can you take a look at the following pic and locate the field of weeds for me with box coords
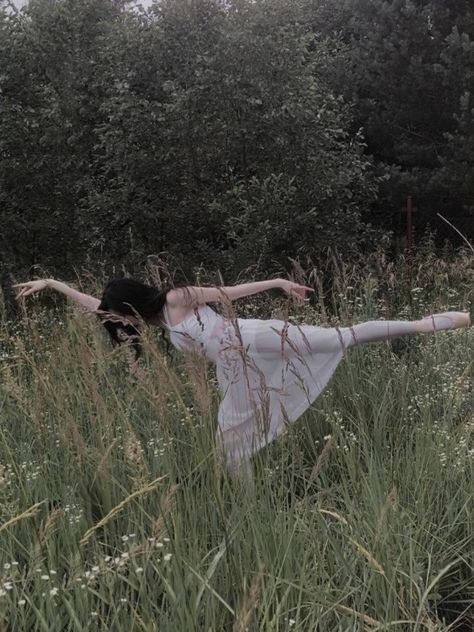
[0,251,473,631]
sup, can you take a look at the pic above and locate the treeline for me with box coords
[1,0,473,285]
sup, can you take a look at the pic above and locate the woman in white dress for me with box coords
[14,277,470,477]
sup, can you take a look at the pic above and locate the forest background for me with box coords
[1,0,473,292]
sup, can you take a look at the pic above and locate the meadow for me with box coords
[0,251,473,631]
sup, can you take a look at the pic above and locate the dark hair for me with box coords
[98,278,168,357]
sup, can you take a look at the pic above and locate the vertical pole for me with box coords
[406,196,413,251]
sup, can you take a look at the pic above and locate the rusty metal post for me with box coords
[402,196,417,251]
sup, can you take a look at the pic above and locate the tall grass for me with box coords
[0,251,473,631]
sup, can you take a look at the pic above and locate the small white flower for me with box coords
[135,567,143,574]
[3,563,11,570]
[41,575,49,581]
[323,434,332,441]
[163,553,172,562]
[163,537,170,543]
[50,587,59,596]
[0,589,6,597]
[91,612,98,618]
[289,620,296,627]
[120,598,127,603]
[4,582,13,591]
[50,570,57,575]
[92,566,99,573]
[18,599,26,606]
[121,535,129,542]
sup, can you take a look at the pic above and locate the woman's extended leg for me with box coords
[278,311,470,355]
[343,311,469,349]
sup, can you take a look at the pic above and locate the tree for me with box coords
[305,0,474,238]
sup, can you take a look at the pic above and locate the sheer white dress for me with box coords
[162,304,455,475]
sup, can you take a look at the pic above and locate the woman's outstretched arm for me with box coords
[13,279,101,312]
[166,279,314,308]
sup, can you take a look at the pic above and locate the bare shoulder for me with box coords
[166,287,198,308]
[85,297,102,312]
[164,290,202,326]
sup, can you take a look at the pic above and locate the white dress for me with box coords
[163,304,353,472]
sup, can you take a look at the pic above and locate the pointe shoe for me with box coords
[421,311,471,332]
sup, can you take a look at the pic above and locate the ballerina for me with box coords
[13,277,470,478]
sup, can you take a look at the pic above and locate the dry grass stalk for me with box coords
[437,213,474,255]
[334,604,381,629]
[125,427,149,488]
[143,334,195,427]
[183,350,212,416]
[125,485,178,559]
[19,347,88,460]
[151,484,178,543]
[38,508,62,549]
[232,566,264,632]
[319,508,348,526]
[1,365,27,410]
[347,536,386,576]
[0,500,46,534]
[374,485,397,547]
[80,475,167,546]
[96,438,119,476]
[308,435,334,486]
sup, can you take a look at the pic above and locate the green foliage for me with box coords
[1,0,473,288]
[0,0,379,284]
[309,0,474,234]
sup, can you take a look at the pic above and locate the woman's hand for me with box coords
[280,279,314,303]
[12,279,48,299]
